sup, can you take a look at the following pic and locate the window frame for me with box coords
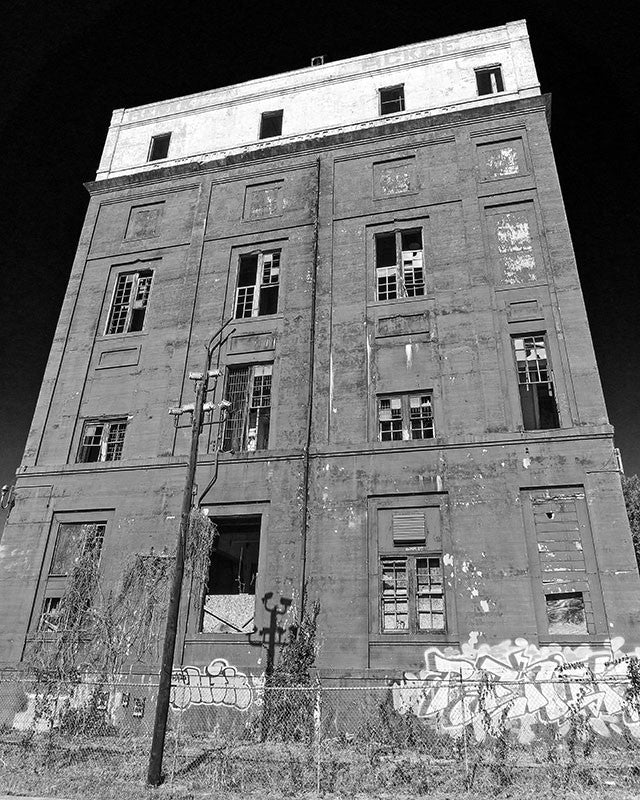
[379,553,445,634]
[475,65,505,96]
[259,110,283,139]
[30,512,112,636]
[147,133,172,162]
[374,227,425,302]
[368,495,452,643]
[221,363,273,452]
[511,332,560,430]
[379,85,405,116]
[105,269,154,336]
[76,417,128,463]
[234,249,281,319]
[377,392,435,442]
[198,514,262,636]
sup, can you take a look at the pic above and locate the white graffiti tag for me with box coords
[170,658,258,711]
[392,636,640,743]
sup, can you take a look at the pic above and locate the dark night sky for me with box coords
[1,1,638,513]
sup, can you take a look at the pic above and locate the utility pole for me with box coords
[147,321,233,786]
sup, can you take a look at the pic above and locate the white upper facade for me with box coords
[96,20,539,181]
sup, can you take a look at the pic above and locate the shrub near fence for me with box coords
[2,675,640,798]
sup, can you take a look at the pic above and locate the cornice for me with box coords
[85,95,551,196]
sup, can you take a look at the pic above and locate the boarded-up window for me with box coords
[531,491,596,636]
[126,204,163,239]
[244,183,283,220]
[374,158,416,198]
[494,211,537,284]
[477,139,525,180]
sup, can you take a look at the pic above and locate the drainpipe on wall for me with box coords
[299,157,321,620]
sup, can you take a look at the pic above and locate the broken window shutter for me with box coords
[392,511,427,546]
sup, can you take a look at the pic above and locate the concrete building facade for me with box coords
[1,20,638,680]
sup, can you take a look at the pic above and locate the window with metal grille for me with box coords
[234,251,280,318]
[77,419,127,462]
[379,85,405,115]
[378,393,434,441]
[148,132,171,161]
[513,334,560,430]
[106,270,153,335]
[259,110,283,139]
[380,555,444,632]
[222,365,272,452]
[375,229,424,301]
[475,66,504,96]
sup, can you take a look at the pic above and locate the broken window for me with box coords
[234,251,280,318]
[513,334,560,430]
[39,596,63,632]
[475,66,504,96]
[106,270,153,334]
[259,110,283,139]
[222,364,272,452]
[381,555,444,632]
[148,133,171,161]
[545,591,588,636]
[201,516,260,634]
[376,229,424,301]
[378,393,434,442]
[77,419,127,462]
[50,523,106,575]
[379,85,405,115]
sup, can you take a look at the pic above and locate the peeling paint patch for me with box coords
[479,599,490,613]
[443,553,454,567]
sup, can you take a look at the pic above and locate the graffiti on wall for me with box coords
[170,658,260,712]
[392,636,640,743]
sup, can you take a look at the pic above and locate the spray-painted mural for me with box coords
[170,658,260,712]
[392,636,640,743]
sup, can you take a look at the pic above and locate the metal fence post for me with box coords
[459,671,469,786]
[315,685,322,797]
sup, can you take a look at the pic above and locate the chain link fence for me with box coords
[2,672,640,798]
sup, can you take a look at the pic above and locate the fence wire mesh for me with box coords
[1,673,640,798]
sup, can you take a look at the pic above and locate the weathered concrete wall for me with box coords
[97,20,538,180]
[1,91,637,681]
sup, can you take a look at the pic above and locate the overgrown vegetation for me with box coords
[23,511,217,732]
[262,595,320,742]
[622,474,640,570]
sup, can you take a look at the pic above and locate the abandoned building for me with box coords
[1,20,638,682]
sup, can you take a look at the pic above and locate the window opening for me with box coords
[260,110,283,139]
[545,591,588,636]
[513,334,560,430]
[378,393,434,441]
[379,85,405,115]
[39,596,62,632]
[148,133,171,161]
[222,365,272,452]
[77,419,127,462]
[476,66,504,96]
[106,270,153,335]
[235,251,280,318]
[376,229,424,301]
[201,516,260,634]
